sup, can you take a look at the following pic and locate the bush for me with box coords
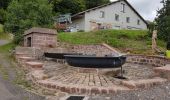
[0,9,6,24]
[167,41,170,50]
[13,33,23,45]
[0,24,3,33]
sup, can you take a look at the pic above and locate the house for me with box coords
[69,0,148,32]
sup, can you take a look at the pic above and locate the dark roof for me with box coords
[24,27,57,36]
[72,0,148,25]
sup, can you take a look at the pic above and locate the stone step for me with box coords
[31,70,48,80]
[17,56,35,67]
[25,61,44,69]
[36,79,130,95]
[121,77,167,89]
[15,53,32,59]
[154,65,170,80]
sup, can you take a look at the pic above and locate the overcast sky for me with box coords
[111,0,163,21]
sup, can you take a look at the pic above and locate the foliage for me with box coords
[58,30,166,54]
[147,21,156,33]
[0,33,11,40]
[85,0,110,9]
[52,0,86,14]
[51,0,110,14]
[0,0,12,9]
[167,41,170,50]
[0,9,7,24]
[4,0,53,44]
[0,24,3,33]
[156,0,170,41]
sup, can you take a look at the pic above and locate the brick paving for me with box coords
[28,61,165,95]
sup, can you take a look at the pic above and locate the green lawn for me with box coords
[58,30,166,54]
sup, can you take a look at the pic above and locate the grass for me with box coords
[0,24,12,40]
[0,24,3,33]
[58,30,166,54]
[0,42,15,80]
[0,42,32,90]
[0,64,9,80]
[0,42,16,53]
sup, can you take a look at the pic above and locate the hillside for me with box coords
[58,30,166,54]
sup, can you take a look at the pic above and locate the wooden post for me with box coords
[152,30,157,52]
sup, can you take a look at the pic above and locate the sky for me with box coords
[111,0,163,21]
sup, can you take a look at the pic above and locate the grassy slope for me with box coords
[0,43,15,53]
[0,24,11,40]
[58,30,166,54]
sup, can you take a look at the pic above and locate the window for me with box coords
[126,17,130,23]
[137,20,140,25]
[121,3,125,13]
[115,14,119,21]
[100,11,105,18]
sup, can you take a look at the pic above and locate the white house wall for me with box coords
[84,1,147,31]
[69,16,85,31]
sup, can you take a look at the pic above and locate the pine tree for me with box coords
[156,0,170,41]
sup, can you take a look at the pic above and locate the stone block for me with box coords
[18,57,35,67]
[154,65,170,80]
[121,77,167,89]
[26,61,43,69]
[31,70,48,80]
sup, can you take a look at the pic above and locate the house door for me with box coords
[90,22,98,31]
[27,37,31,47]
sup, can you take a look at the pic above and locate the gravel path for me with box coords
[0,40,45,100]
[0,40,9,45]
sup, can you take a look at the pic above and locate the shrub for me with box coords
[167,41,170,50]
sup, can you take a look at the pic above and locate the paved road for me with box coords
[0,40,9,46]
[0,40,45,100]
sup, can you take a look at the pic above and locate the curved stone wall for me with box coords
[126,54,170,67]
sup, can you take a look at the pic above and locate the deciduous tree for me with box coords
[85,0,110,9]
[52,0,86,14]
[156,0,170,41]
[4,0,53,44]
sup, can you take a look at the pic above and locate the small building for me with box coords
[24,27,57,48]
[69,0,148,32]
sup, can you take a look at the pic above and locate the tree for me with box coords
[4,0,53,44]
[155,0,170,41]
[52,0,86,14]
[85,0,110,9]
[0,0,12,9]
[0,9,6,24]
[0,0,11,24]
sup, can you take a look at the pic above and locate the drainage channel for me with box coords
[66,96,85,100]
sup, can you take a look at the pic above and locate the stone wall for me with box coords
[16,46,170,67]
[15,47,44,59]
[24,33,57,48]
[126,54,170,67]
[15,47,70,60]
[71,44,117,56]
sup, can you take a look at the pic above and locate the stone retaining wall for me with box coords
[15,44,119,60]
[15,47,70,59]
[126,54,170,67]
[70,44,119,56]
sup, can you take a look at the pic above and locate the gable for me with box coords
[72,0,148,26]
